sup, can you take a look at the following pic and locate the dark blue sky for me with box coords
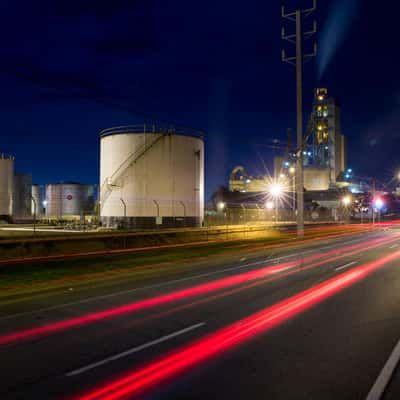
[1,0,400,198]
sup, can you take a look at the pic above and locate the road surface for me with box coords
[2,227,400,399]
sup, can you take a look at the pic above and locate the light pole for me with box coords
[342,195,351,222]
[179,201,186,227]
[269,183,283,224]
[120,198,127,218]
[31,196,37,235]
[289,166,296,219]
[120,197,127,229]
[374,197,384,224]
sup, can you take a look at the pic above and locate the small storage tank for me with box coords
[46,183,85,218]
[31,184,43,216]
[100,124,204,228]
[13,173,32,221]
[0,155,14,220]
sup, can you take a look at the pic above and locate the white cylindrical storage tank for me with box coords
[100,125,204,229]
[31,184,43,216]
[46,183,85,218]
[0,155,14,219]
[12,173,32,221]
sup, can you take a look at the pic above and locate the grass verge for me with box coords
[0,226,375,299]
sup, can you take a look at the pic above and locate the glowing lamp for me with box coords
[266,201,274,210]
[374,198,384,209]
[342,196,351,206]
[269,184,283,198]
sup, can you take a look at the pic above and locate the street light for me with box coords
[342,196,351,206]
[217,201,226,211]
[374,197,384,223]
[265,201,274,210]
[269,183,283,198]
[268,183,283,223]
[289,167,296,217]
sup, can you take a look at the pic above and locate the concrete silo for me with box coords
[0,155,14,220]
[99,124,204,228]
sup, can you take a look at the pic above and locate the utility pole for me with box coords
[282,0,317,238]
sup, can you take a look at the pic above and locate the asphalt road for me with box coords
[2,228,400,399]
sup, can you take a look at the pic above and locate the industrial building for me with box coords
[0,154,14,221]
[274,87,347,190]
[306,88,347,184]
[99,124,204,229]
[45,183,96,219]
[229,166,269,192]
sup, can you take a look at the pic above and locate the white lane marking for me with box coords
[0,233,380,321]
[334,261,357,271]
[365,336,400,400]
[65,322,205,377]
[390,244,399,249]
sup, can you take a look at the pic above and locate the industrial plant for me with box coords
[0,89,394,230]
[0,153,96,224]
[218,87,353,222]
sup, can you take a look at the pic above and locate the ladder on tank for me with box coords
[100,133,167,211]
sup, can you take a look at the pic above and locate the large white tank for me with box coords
[0,155,14,219]
[46,183,85,218]
[100,125,204,228]
[12,173,32,220]
[31,184,43,216]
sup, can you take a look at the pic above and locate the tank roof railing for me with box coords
[100,124,204,139]
[0,154,15,160]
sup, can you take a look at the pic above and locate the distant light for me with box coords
[42,200,47,207]
[266,201,274,210]
[284,161,290,167]
[350,188,357,194]
[345,174,350,179]
[217,202,226,211]
[245,179,251,184]
[347,168,352,173]
[303,151,307,155]
[289,166,295,174]
[318,95,324,101]
[342,196,351,206]
[280,173,286,179]
[325,146,329,150]
[308,152,312,156]
[374,198,384,209]
[269,184,283,198]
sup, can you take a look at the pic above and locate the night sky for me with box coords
[1,0,400,198]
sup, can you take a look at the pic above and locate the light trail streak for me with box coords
[0,235,396,346]
[76,250,400,400]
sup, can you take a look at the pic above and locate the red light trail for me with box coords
[76,249,400,400]
[0,235,397,346]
